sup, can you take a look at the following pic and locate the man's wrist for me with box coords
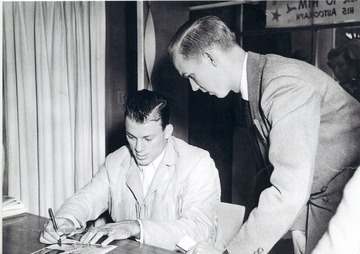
[56,217,79,235]
[58,215,82,230]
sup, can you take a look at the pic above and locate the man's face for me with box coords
[125,117,172,166]
[328,54,352,84]
[173,53,231,98]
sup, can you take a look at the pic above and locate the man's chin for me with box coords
[136,159,150,167]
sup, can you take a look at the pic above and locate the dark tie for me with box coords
[241,98,272,197]
[241,99,265,168]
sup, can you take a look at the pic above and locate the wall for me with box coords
[105,2,189,154]
[105,1,136,154]
[144,2,190,142]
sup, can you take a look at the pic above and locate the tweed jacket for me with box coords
[56,136,221,251]
[227,52,360,254]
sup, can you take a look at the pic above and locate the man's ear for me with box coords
[203,52,217,67]
[164,124,173,139]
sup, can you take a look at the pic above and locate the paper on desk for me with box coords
[31,239,117,254]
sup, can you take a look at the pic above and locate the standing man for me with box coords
[40,89,221,251]
[168,16,360,254]
[327,45,360,102]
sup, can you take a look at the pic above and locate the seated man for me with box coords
[40,89,221,251]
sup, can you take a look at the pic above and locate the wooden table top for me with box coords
[2,213,178,254]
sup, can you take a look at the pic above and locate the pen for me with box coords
[48,208,62,246]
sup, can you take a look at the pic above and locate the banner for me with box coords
[266,0,360,28]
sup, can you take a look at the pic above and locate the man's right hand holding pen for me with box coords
[40,216,77,245]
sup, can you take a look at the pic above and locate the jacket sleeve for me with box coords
[311,166,360,254]
[56,164,110,230]
[141,153,221,251]
[227,76,322,253]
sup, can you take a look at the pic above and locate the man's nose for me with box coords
[135,140,144,152]
[189,79,199,91]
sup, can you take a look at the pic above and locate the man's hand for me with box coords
[187,242,223,254]
[40,218,76,244]
[80,220,140,246]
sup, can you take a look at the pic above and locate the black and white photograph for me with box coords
[2,1,360,254]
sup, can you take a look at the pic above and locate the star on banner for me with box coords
[272,9,281,22]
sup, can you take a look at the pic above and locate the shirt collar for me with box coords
[152,146,166,169]
[240,53,249,101]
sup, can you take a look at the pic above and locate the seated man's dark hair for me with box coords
[124,89,170,129]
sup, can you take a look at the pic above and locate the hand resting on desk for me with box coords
[40,217,76,244]
[79,220,140,246]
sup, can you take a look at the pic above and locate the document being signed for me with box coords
[31,238,117,254]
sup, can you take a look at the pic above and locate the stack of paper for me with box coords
[31,239,117,254]
[2,196,27,218]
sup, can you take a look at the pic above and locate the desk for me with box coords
[3,213,178,254]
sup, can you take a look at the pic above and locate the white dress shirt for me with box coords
[240,53,249,101]
[137,147,166,243]
[138,148,165,196]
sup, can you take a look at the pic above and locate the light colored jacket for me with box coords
[57,136,221,250]
[227,52,360,254]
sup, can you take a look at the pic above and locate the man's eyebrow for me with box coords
[126,132,135,137]
[143,134,155,139]
[126,132,155,139]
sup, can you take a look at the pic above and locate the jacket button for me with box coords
[254,248,264,254]
[321,186,327,192]
[322,196,329,202]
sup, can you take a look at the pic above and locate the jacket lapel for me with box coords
[246,52,272,171]
[126,158,145,202]
[247,52,265,127]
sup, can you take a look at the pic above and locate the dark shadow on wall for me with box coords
[105,2,137,155]
[105,2,190,155]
